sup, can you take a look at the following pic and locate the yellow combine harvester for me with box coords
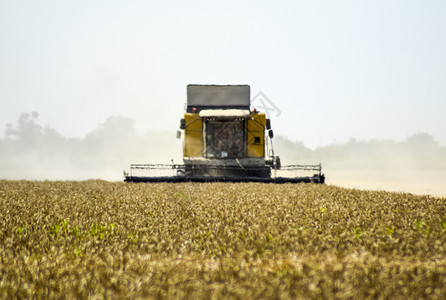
[125,84,324,183]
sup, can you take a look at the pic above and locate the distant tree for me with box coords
[5,112,42,142]
[404,133,438,148]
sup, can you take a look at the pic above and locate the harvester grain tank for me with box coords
[125,84,324,183]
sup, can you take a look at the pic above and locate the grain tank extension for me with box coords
[125,85,324,183]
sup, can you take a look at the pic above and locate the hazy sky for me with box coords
[1,0,445,149]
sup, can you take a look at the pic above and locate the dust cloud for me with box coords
[0,112,182,181]
[275,135,446,197]
[1,112,445,197]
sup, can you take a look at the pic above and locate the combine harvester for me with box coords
[125,85,324,183]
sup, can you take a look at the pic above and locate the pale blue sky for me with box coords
[1,0,445,148]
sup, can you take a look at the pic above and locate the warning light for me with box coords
[193,107,197,113]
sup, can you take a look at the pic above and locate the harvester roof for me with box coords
[186,84,250,113]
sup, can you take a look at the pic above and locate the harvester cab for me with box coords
[125,84,324,183]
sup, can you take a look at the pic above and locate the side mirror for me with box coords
[268,130,274,139]
[176,130,182,139]
[274,156,281,170]
[266,119,271,130]
[180,118,186,129]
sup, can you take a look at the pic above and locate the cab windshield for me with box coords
[205,119,246,158]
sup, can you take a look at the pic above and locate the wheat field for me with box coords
[0,180,445,299]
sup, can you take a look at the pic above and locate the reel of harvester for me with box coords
[124,162,324,183]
